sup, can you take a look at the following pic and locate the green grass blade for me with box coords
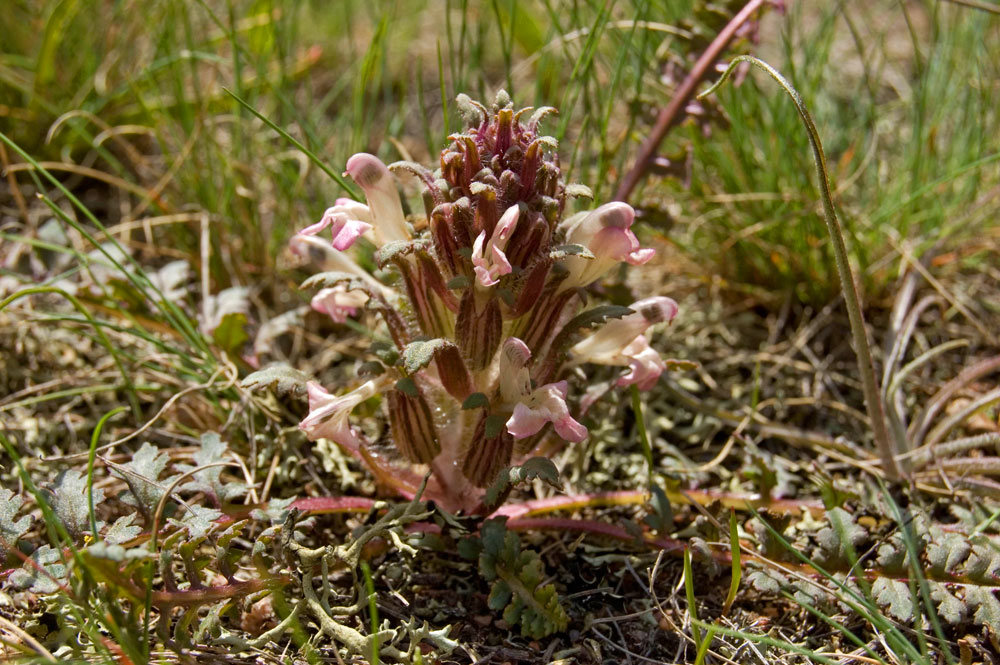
[225,87,359,199]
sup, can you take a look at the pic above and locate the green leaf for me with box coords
[249,497,297,524]
[930,583,967,625]
[374,240,427,267]
[446,275,470,290]
[241,364,312,397]
[723,511,742,615]
[217,520,247,550]
[643,483,673,533]
[550,305,634,354]
[50,469,105,537]
[0,488,32,560]
[746,569,784,594]
[483,458,560,510]
[462,392,489,410]
[177,433,246,504]
[169,505,223,540]
[34,0,82,96]
[484,414,507,439]
[370,340,401,366]
[927,532,971,575]
[104,513,141,546]
[401,339,450,374]
[9,545,67,594]
[114,441,178,512]
[488,579,513,610]
[477,518,569,639]
[548,243,594,260]
[457,536,482,561]
[395,376,419,397]
[872,577,915,622]
[966,586,1000,631]
[816,508,866,566]
[213,312,249,355]
[963,542,1000,583]
[300,271,372,293]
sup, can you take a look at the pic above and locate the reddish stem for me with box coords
[494,489,824,520]
[614,0,766,203]
[507,516,693,557]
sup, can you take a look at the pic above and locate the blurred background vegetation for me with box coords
[3,0,996,308]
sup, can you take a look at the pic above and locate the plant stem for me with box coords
[614,0,766,202]
[698,56,901,480]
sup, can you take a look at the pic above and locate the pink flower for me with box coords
[344,153,410,246]
[289,232,393,299]
[299,380,382,451]
[300,204,372,251]
[570,296,678,390]
[471,205,519,288]
[310,286,369,323]
[499,338,588,443]
[559,202,655,289]
[616,336,666,390]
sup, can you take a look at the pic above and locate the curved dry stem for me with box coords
[698,55,900,479]
[904,432,1000,471]
[909,355,1000,446]
[924,387,1000,449]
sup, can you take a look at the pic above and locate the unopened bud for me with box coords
[388,382,441,464]
[462,412,513,487]
[456,292,502,370]
[430,204,464,278]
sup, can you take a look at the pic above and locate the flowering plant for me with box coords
[288,92,677,513]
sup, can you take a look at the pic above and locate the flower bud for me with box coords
[462,412,514,487]
[387,381,441,464]
[456,291,502,370]
[345,153,410,246]
[430,204,464,278]
[396,255,456,339]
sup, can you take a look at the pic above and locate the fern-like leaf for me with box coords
[49,469,105,538]
[872,577,914,622]
[240,364,311,397]
[477,519,569,639]
[930,582,967,625]
[0,488,32,559]
[104,513,142,546]
[966,586,1000,632]
[8,545,67,594]
[177,433,246,505]
[115,441,179,513]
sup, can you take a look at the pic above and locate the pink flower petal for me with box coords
[299,382,361,449]
[299,379,384,451]
[310,287,368,323]
[470,207,518,288]
[553,413,588,443]
[559,201,655,288]
[505,379,588,443]
[592,226,639,262]
[489,245,512,278]
[626,246,656,266]
[345,153,410,246]
[329,217,373,251]
[506,402,548,439]
[614,336,667,391]
[548,380,569,400]
[300,217,331,236]
[471,231,499,287]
